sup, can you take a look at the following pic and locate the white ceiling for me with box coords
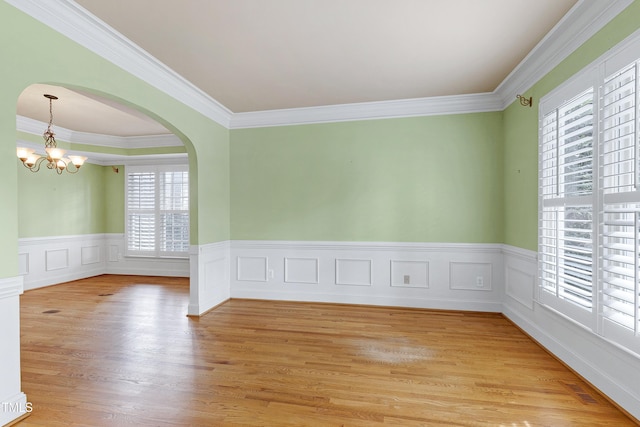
[72,0,578,113]
[17,84,170,137]
[15,0,598,138]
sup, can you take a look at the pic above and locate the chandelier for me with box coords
[16,94,87,174]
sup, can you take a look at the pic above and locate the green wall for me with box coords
[502,0,640,251]
[17,161,108,238]
[104,165,125,234]
[231,113,504,243]
[0,1,231,278]
[17,160,127,238]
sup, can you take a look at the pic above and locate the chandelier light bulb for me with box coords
[46,147,66,161]
[68,155,88,167]
[16,147,34,160]
[25,154,41,167]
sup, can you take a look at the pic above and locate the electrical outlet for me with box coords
[476,276,484,287]
[403,275,410,285]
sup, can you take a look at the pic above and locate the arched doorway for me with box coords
[15,82,196,297]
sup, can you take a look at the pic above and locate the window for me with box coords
[538,35,640,354]
[125,164,189,258]
[540,86,595,326]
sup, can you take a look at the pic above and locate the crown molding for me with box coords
[494,0,634,109]
[234,0,634,128]
[5,0,233,128]
[6,0,634,129]
[16,138,187,166]
[229,93,504,129]
[16,115,182,149]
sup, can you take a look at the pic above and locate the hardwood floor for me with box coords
[16,275,637,426]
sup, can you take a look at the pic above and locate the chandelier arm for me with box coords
[23,156,46,173]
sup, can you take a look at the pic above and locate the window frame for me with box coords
[124,163,190,259]
[538,30,640,355]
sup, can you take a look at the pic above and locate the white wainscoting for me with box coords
[502,245,640,422]
[13,237,640,419]
[19,234,107,291]
[0,276,28,427]
[189,241,230,316]
[19,234,189,291]
[104,234,189,277]
[230,241,504,312]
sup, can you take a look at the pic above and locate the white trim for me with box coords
[6,0,634,129]
[17,115,182,149]
[502,245,537,262]
[229,93,503,129]
[116,155,188,167]
[495,0,634,109]
[188,240,230,256]
[0,276,23,299]
[15,138,187,166]
[4,0,232,128]
[232,240,504,253]
[19,233,108,245]
[70,132,181,149]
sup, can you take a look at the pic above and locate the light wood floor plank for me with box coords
[15,275,637,426]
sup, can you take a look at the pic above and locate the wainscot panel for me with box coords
[188,241,231,316]
[19,235,106,290]
[230,241,504,312]
[19,234,189,291]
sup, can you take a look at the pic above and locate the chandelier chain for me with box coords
[43,95,57,149]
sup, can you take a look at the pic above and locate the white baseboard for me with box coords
[230,240,505,312]
[502,245,640,422]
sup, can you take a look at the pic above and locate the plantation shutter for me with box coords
[125,165,189,258]
[539,87,595,325]
[159,169,190,255]
[601,60,640,340]
[538,32,640,355]
[126,171,156,255]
